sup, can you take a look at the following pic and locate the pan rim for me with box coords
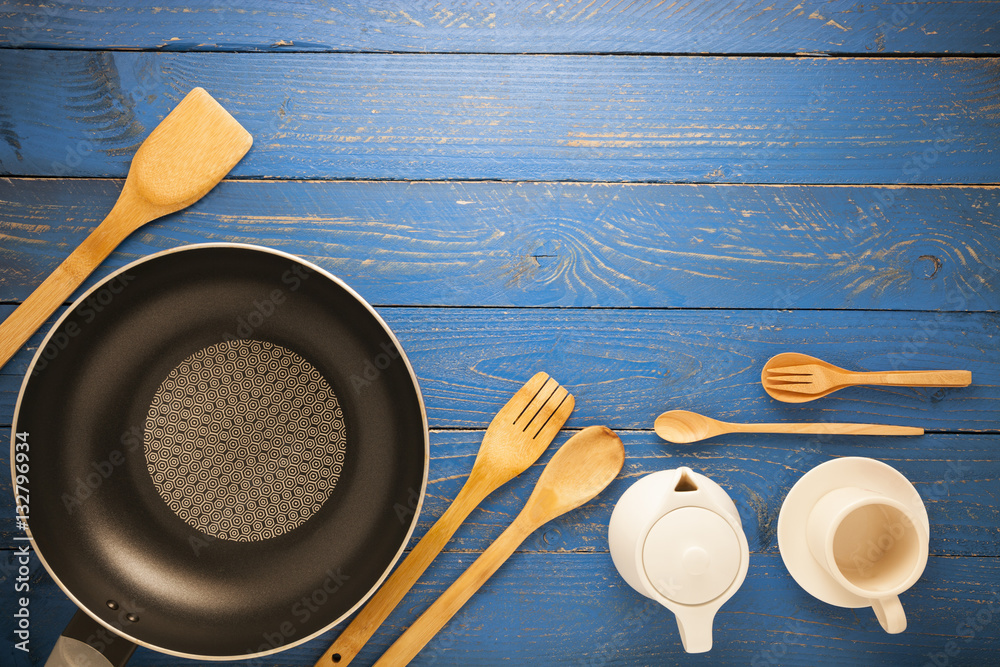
[10,242,430,661]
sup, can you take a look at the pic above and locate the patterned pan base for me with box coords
[144,339,347,542]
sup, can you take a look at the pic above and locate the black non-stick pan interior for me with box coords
[15,245,427,657]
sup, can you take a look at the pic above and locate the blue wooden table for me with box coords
[1,2,998,665]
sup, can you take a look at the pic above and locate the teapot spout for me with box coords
[674,605,717,654]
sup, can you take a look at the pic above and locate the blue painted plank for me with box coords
[1,551,997,665]
[1,52,997,183]
[3,307,997,431]
[2,179,998,310]
[385,308,999,432]
[3,430,997,556]
[1,1,998,55]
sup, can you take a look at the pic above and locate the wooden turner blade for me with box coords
[0,88,252,371]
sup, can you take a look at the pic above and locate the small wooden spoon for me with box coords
[372,425,625,667]
[762,352,971,403]
[0,88,252,371]
[315,372,574,667]
[654,410,923,444]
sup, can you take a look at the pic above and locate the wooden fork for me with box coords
[762,352,972,403]
[313,372,574,667]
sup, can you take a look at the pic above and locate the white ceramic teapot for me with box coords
[608,467,749,653]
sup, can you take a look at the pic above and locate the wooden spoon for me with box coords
[314,372,574,667]
[372,425,625,667]
[0,87,252,371]
[762,352,972,403]
[654,410,923,444]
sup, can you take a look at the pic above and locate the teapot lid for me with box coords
[642,506,742,605]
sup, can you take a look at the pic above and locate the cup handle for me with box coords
[872,595,907,634]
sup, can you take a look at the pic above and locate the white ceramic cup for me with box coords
[805,486,929,633]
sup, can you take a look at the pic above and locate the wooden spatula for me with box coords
[0,87,252,371]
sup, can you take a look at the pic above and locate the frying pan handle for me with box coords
[44,609,137,667]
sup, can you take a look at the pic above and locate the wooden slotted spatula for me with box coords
[0,87,252,371]
[372,425,625,667]
[314,372,574,667]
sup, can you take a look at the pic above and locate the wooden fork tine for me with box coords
[765,382,822,394]
[518,371,552,399]
[764,374,816,385]
[764,364,820,375]
[528,387,574,440]
[494,372,550,424]
[516,381,568,433]
[512,375,559,426]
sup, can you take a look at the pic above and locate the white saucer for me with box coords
[777,457,929,608]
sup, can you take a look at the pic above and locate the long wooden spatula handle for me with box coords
[314,479,489,667]
[0,197,147,369]
[373,521,530,667]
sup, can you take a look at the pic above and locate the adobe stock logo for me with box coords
[349,341,401,395]
[222,263,312,341]
[31,273,135,377]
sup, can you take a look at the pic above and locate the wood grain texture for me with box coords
[2,1,998,55]
[1,52,998,183]
[2,307,996,430]
[383,308,1000,432]
[3,430,997,556]
[0,7,997,666]
[1,550,996,666]
[2,179,998,311]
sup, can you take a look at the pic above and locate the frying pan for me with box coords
[11,244,428,665]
